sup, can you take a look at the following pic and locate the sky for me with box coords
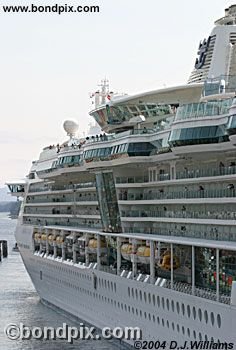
[0,0,234,186]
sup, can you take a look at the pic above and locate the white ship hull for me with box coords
[16,224,236,345]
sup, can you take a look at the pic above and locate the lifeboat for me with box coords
[158,250,180,271]
[41,234,47,241]
[56,236,64,246]
[87,238,107,254]
[121,243,132,261]
[136,246,150,264]
[34,233,41,243]
[47,234,56,246]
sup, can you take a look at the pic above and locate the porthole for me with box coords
[171,300,175,312]
[161,297,165,309]
[192,306,196,320]
[187,305,191,318]
[157,296,160,307]
[210,312,215,326]
[144,312,147,319]
[204,310,208,324]
[172,322,175,331]
[152,315,155,322]
[193,330,196,339]
[152,294,155,306]
[199,333,202,341]
[187,328,190,337]
[136,309,138,316]
[176,302,180,314]
[148,293,151,304]
[177,324,180,333]
[198,308,202,321]
[157,316,160,324]
[205,335,208,341]
[135,289,138,300]
[140,310,142,317]
[166,320,169,328]
[148,313,151,321]
[182,303,185,316]
[128,287,130,297]
[217,314,221,328]
[139,290,142,301]
[166,299,170,311]
[144,292,147,303]
[162,319,165,327]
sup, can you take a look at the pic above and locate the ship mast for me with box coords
[91,79,113,108]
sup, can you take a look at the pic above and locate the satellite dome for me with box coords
[63,120,79,137]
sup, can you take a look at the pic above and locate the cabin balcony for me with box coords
[121,209,236,221]
[123,222,236,242]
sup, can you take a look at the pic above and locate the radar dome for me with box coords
[63,120,79,137]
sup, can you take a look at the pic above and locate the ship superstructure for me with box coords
[7,5,236,345]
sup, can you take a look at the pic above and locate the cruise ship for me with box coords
[7,5,236,346]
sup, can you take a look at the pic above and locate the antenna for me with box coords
[90,79,111,108]
[98,78,110,105]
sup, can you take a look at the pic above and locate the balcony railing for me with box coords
[24,209,100,216]
[28,182,96,193]
[26,195,98,204]
[86,128,166,144]
[116,166,236,185]
[116,174,170,184]
[124,226,236,241]
[176,165,236,180]
[23,217,101,229]
[121,210,236,220]
[119,188,236,201]
[165,280,230,305]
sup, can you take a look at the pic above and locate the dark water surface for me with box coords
[0,213,125,350]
